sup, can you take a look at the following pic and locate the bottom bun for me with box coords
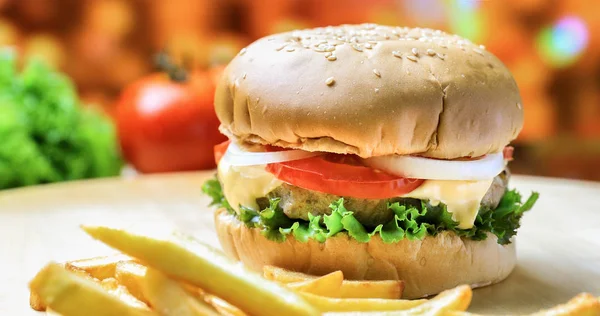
[214,208,516,299]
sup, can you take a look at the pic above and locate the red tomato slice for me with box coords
[266,155,424,199]
[214,140,231,165]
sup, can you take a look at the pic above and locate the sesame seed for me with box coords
[352,44,364,52]
[473,48,484,55]
[368,40,378,44]
[242,73,247,79]
[406,55,418,62]
[375,88,380,93]
[427,49,436,56]
[437,53,446,60]
[324,52,332,57]
[517,102,522,109]
[439,42,448,48]
[286,47,295,52]
[479,44,486,50]
[392,51,402,58]
[365,43,373,49]
[325,45,335,52]
[327,55,337,61]
[373,69,381,77]
[276,43,288,51]
[326,77,335,86]
[411,48,419,56]
[239,48,247,55]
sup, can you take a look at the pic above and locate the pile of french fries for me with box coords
[29,225,600,316]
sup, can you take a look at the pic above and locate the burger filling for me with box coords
[203,141,538,245]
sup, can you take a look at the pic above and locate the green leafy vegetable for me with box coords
[202,178,538,245]
[0,50,122,189]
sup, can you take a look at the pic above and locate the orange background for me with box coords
[1,0,599,180]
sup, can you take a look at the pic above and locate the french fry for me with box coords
[30,290,46,311]
[100,278,149,310]
[264,266,404,299]
[65,254,133,280]
[46,308,61,315]
[263,265,310,283]
[142,267,218,316]
[450,292,600,316]
[529,293,600,316]
[30,263,95,312]
[204,294,248,316]
[180,284,246,316]
[339,280,404,299]
[324,285,472,316]
[29,262,155,316]
[301,292,426,312]
[82,225,319,316]
[115,261,148,304]
[287,271,344,297]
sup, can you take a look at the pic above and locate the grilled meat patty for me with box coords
[258,169,510,227]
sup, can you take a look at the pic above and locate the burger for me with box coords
[203,24,539,299]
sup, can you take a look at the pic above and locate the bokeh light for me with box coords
[448,0,484,42]
[537,16,588,68]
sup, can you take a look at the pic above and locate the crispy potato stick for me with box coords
[264,266,404,299]
[29,262,155,316]
[263,265,311,283]
[529,293,600,316]
[204,294,248,316]
[115,261,148,304]
[100,278,149,310]
[449,293,600,316]
[46,308,61,315]
[142,267,218,316]
[82,225,319,316]
[66,254,133,280]
[301,292,426,312]
[287,271,344,297]
[30,263,96,312]
[324,285,472,316]
[30,290,46,311]
[339,280,404,299]
[182,286,246,316]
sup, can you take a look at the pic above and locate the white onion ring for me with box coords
[364,152,505,180]
[222,142,322,166]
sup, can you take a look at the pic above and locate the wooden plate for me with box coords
[0,172,598,315]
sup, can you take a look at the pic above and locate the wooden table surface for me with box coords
[0,172,599,315]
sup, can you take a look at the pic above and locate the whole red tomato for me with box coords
[116,68,227,173]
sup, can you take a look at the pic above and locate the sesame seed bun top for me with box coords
[214,24,523,159]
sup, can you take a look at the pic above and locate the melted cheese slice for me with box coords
[217,159,283,213]
[217,163,492,229]
[402,179,493,229]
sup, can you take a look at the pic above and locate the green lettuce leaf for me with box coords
[202,177,539,245]
[0,50,122,189]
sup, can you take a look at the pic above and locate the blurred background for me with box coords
[1,0,599,190]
